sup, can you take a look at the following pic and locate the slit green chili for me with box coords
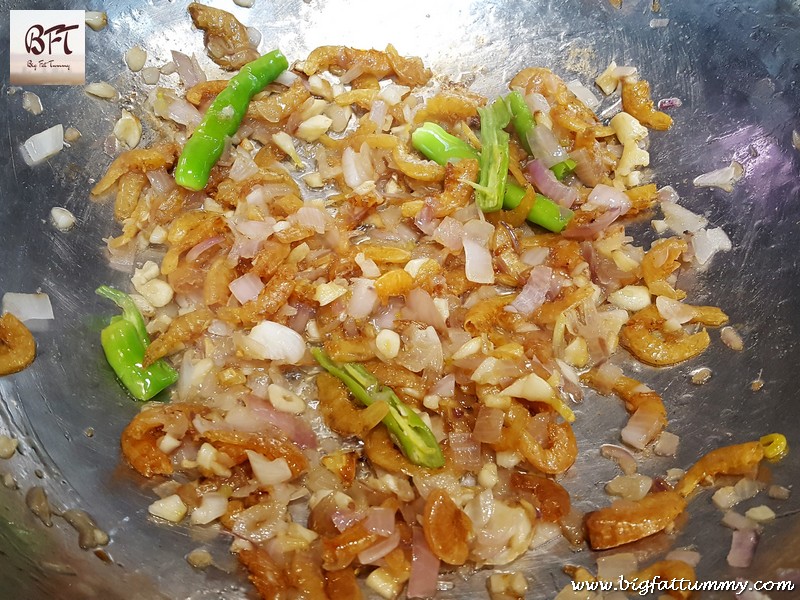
[502,182,574,233]
[506,90,535,155]
[96,286,178,401]
[550,158,577,180]
[474,97,512,213]
[410,122,479,165]
[311,348,445,469]
[174,49,289,192]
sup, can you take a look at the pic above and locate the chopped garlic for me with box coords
[158,433,182,454]
[141,67,160,85]
[745,505,776,523]
[186,548,213,569]
[478,462,499,489]
[137,279,173,308]
[314,282,347,306]
[595,61,619,95]
[376,329,400,360]
[125,46,147,72]
[272,131,303,168]
[608,285,651,311]
[0,435,19,459]
[85,11,107,31]
[84,82,118,100]
[50,207,76,232]
[365,567,404,600]
[295,115,333,142]
[22,92,43,115]
[268,384,305,414]
[113,110,142,149]
[712,486,740,510]
[148,495,187,522]
[302,172,324,188]
[64,127,81,143]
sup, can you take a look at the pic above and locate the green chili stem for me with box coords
[311,348,445,469]
[174,49,289,191]
[550,158,577,181]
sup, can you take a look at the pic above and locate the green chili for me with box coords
[506,90,535,155]
[96,286,178,401]
[410,122,479,165]
[311,348,445,469]
[503,182,574,233]
[550,158,577,181]
[174,49,289,191]
[474,97,512,213]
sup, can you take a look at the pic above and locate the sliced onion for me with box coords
[621,406,662,450]
[463,238,494,284]
[693,161,743,192]
[524,159,578,208]
[566,79,601,110]
[506,266,552,316]
[236,219,274,240]
[472,406,505,444]
[524,92,550,115]
[229,273,265,304]
[186,235,224,262]
[563,205,625,240]
[525,126,569,168]
[448,433,482,471]
[2,292,54,321]
[587,184,632,213]
[727,529,759,568]
[414,203,438,236]
[191,492,228,525]
[369,100,388,130]
[600,444,637,475]
[656,296,695,324]
[653,431,680,456]
[364,507,396,536]
[692,227,732,266]
[520,247,550,266]
[341,145,373,189]
[357,530,401,565]
[246,451,292,487]
[245,321,306,363]
[407,526,440,599]
[347,278,378,319]
[21,124,64,166]
[429,374,455,397]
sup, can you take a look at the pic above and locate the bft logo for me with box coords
[10,10,86,85]
[25,23,80,56]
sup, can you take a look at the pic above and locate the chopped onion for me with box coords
[507,266,551,316]
[600,444,637,475]
[22,91,43,115]
[191,492,228,525]
[524,159,577,208]
[653,431,680,456]
[567,79,601,110]
[429,374,455,397]
[605,474,652,501]
[472,406,504,444]
[665,549,701,567]
[463,238,494,284]
[229,150,260,182]
[407,526,439,599]
[331,508,363,532]
[621,406,662,450]
[147,169,176,196]
[692,227,732,266]
[432,216,464,250]
[245,321,307,363]
[525,126,569,168]
[727,529,759,568]
[656,296,695,324]
[693,161,743,192]
[172,50,206,88]
[292,206,328,234]
[524,92,550,114]
[348,278,378,319]
[596,552,638,580]
[722,510,758,531]
[246,451,292,487]
[363,507,396,536]
[661,201,707,234]
[229,273,265,304]
[21,124,64,166]
[355,253,381,278]
[148,494,187,523]
[2,292,54,321]
[341,145,373,189]
[401,288,446,330]
[357,530,401,565]
[520,247,549,266]
[767,485,791,500]
[448,432,482,471]
[186,235,224,262]
[721,326,744,351]
[274,70,297,87]
[167,98,202,127]
[369,100,388,130]
[658,96,682,109]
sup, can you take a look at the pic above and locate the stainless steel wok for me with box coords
[1,0,798,598]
